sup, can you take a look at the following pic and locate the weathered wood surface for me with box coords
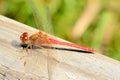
[0,15,120,80]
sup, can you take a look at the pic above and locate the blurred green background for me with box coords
[0,0,120,61]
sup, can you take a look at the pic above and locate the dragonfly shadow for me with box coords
[11,40,21,49]
[11,40,37,49]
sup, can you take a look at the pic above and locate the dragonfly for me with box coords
[20,31,95,54]
[20,31,95,66]
[19,31,95,80]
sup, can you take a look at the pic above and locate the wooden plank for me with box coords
[0,15,120,80]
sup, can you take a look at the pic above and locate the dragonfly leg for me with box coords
[19,43,33,66]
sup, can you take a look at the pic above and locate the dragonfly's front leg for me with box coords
[20,42,33,52]
[20,42,33,66]
[25,42,33,54]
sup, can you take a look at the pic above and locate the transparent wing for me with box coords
[20,44,59,80]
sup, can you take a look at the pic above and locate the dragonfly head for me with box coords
[20,32,29,44]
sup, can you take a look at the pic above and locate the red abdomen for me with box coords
[49,38,95,52]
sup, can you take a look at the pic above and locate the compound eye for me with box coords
[20,32,29,43]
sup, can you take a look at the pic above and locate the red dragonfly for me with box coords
[20,31,95,54]
[19,31,95,80]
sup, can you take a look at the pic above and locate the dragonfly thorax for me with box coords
[20,31,51,45]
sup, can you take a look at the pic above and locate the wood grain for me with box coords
[0,15,120,80]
